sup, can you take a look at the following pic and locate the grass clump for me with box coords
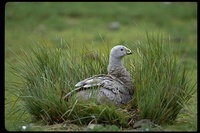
[8,39,132,128]
[132,32,196,125]
[8,32,196,130]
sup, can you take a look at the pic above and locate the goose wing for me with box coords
[63,74,132,105]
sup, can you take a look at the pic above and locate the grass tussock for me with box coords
[132,32,196,125]
[8,32,196,129]
[8,39,132,127]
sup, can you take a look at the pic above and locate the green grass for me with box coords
[5,2,197,131]
[6,32,196,131]
[132,32,196,124]
[7,40,131,125]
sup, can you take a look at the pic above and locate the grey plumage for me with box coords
[64,45,134,106]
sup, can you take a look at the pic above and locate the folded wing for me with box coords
[64,74,132,105]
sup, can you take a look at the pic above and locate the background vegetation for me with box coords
[5,2,197,131]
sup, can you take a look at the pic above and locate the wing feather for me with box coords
[63,74,132,105]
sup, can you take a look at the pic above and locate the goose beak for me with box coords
[126,47,132,55]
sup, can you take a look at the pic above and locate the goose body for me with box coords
[64,45,134,105]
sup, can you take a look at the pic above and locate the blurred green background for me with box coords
[5,2,197,131]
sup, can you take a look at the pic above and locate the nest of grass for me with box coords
[8,32,196,130]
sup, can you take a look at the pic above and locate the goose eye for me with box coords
[120,49,124,51]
